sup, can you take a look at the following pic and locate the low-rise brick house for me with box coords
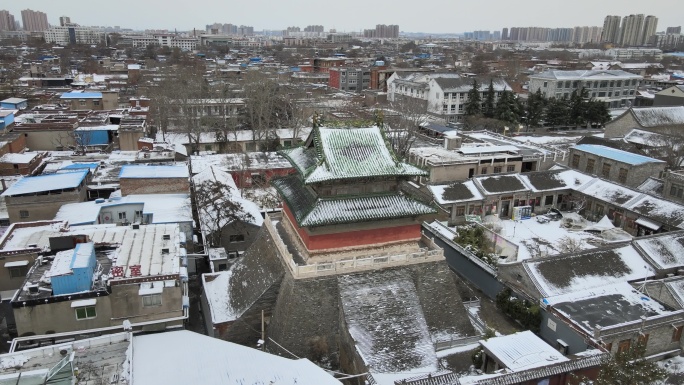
[0,152,47,176]
[604,106,684,138]
[663,170,684,204]
[118,164,190,196]
[568,144,666,188]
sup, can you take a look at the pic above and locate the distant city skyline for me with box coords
[3,0,682,34]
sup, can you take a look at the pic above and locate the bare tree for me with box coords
[194,179,255,248]
[384,95,434,159]
[242,71,281,148]
[652,128,684,170]
[557,236,585,254]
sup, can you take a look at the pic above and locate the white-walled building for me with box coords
[131,34,198,51]
[44,26,107,45]
[387,72,511,123]
[528,70,642,109]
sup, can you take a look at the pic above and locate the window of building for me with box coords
[75,306,97,320]
[456,206,465,216]
[617,339,631,353]
[229,234,245,243]
[8,266,28,279]
[134,210,143,218]
[586,159,595,174]
[545,195,554,205]
[118,212,126,220]
[218,263,228,271]
[481,167,487,174]
[142,294,162,307]
[602,163,611,178]
[19,210,29,219]
[618,168,628,184]
[205,145,212,151]
[493,166,502,173]
[507,165,515,172]
[670,184,684,198]
[595,204,604,216]
[672,325,683,342]
[571,154,580,168]
[79,100,86,106]
[251,173,265,186]
[543,81,548,87]
[93,100,100,106]
[637,333,649,348]
[557,81,563,88]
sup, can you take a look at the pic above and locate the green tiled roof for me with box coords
[272,175,436,227]
[279,126,426,184]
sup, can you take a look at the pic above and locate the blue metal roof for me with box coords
[572,144,664,165]
[60,92,103,99]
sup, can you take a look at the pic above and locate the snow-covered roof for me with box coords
[119,164,189,179]
[634,231,684,270]
[480,331,568,372]
[202,271,237,323]
[1,170,88,197]
[132,330,342,385]
[572,144,664,165]
[623,129,668,146]
[338,268,439,373]
[429,181,483,204]
[272,174,435,227]
[630,106,684,127]
[280,126,427,184]
[545,282,673,334]
[530,70,642,80]
[190,152,293,174]
[110,223,182,278]
[1,97,27,104]
[474,174,529,195]
[519,169,593,192]
[0,152,40,164]
[525,244,655,298]
[54,194,193,226]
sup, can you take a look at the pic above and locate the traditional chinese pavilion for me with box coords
[273,126,436,255]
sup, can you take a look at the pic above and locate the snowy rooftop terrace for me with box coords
[0,333,130,384]
[481,330,568,372]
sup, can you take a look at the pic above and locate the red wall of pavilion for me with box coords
[282,204,421,251]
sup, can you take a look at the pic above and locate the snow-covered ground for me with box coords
[658,355,684,385]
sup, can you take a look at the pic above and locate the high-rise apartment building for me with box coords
[0,10,17,31]
[666,26,682,34]
[641,15,659,45]
[601,15,621,43]
[501,28,509,40]
[59,16,71,27]
[304,25,324,33]
[364,24,399,38]
[21,9,49,32]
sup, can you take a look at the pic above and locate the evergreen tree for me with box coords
[464,79,482,116]
[568,87,589,127]
[525,89,546,129]
[586,100,611,128]
[483,79,496,119]
[590,342,666,385]
[494,90,520,125]
[545,97,569,127]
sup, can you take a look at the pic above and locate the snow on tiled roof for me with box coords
[280,126,426,184]
[525,244,655,298]
[132,330,342,385]
[338,268,439,373]
[119,164,189,179]
[1,170,88,197]
[634,231,684,270]
[572,144,664,165]
[272,175,435,227]
[429,181,483,204]
[474,174,529,195]
[631,106,684,127]
[575,178,640,206]
[481,331,568,372]
[626,195,684,228]
[623,129,668,146]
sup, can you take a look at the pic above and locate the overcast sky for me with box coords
[6,0,683,33]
